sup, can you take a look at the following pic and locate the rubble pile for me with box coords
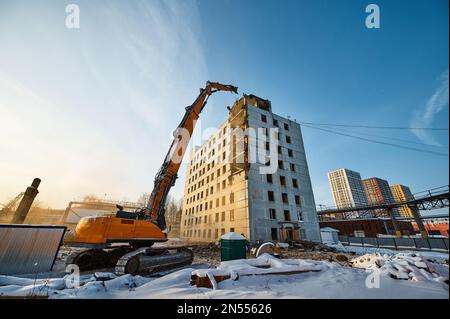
[188,243,223,266]
[292,240,337,252]
[284,250,354,266]
[350,252,449,284]
[191,253,323,289]
[185,241,356,267]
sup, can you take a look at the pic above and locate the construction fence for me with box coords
[338,235,449,252]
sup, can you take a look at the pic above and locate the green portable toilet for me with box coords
[220,232,247,261]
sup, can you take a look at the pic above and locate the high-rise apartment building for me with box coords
[363,177,397,216]
[362,177,395,205]
[328,168,369,208]
[390,184,415,217]
[180,94,321,243]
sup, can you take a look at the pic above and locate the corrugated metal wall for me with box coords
[0,225,66,275]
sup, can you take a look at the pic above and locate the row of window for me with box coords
[189,126,229,169]
[263,142,295,157]
[188,149,229,183]
[266,174,299,188]
[265,159,297,171]
[184,210,235,227]
[260,114,290,132]
[185,192,235,215]
[268,208,302,222]
[259,126,292,146]
[267,191,302,206]
[183,207,302,235]
[183,227,235,239]
[187,164,229,195]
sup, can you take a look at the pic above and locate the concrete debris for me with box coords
[252,241,290,258]
[94,272,117,281]
[350,252,449,284]
[191,253,322,289]
[334,254,349,262]
[292,240,337,252]
[188,243,223,266]
[182,242,355,268]
[254,242,277,258]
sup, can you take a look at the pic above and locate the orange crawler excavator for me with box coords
[66,81,238,274]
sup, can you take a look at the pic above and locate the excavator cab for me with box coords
[115,205,147,220]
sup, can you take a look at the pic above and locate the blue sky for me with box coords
[0,0,448,208]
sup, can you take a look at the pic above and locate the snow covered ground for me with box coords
[0,251,447,299]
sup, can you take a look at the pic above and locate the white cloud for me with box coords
[410,69,449,146]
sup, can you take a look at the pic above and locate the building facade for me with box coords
[328,168,369,208]
[390,184,415,217]
[362,177,399,217]
[362,177,395,206]
[414,217,449,237]
[180,94,321,243]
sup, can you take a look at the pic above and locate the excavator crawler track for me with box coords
[66,246,133,271]
[65,249,110,271]
[65,246,193,275]
[115,246,194,275]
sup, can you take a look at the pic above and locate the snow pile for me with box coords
[0,276,69,297]
[193,253,322,278]
[53,274,152,298]
[350,252,449,284]
[54,269,198,299]
[0,252,448,299]
[192,253,323,289]
[0,273,151,298]
[220,232,246,240]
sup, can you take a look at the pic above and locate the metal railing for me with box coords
[338,235,449,251]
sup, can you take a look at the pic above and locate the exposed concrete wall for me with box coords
[246,106,321,242]
[180,120,251,242]
[180,95,321,243]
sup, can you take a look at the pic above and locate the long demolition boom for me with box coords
[146,81,238,229]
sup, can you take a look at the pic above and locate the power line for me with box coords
[300,123,449,157]
[299,121,449,131]
[311,124,445,148]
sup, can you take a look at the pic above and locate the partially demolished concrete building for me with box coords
[180,94,321,243]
